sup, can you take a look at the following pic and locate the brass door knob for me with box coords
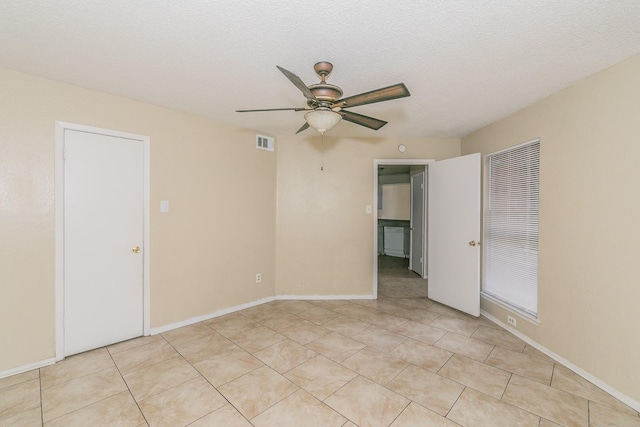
[468,241,477,246]
[132,246,141,253]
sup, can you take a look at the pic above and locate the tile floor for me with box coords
[1,256,639,426]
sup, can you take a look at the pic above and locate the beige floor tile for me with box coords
[294,306,335,325]
[0,406,42,427]
[308,300,351,309]
[275,320,330,345]
[40,348,114,389]
[394,297,433,310]
[188,403,252,427]
[427,302,470,319]
[551,364,638,416]
[393,320,447,344]
[253,339,317,373]
[106,335,163,355]
[229,326,286,353]
[321,315,370,337]
[539,419,564,427]
[502,374,588,427]
[471,325,526,352]
[207,316,261,338]
[161,323,215,347]
[387,365,464,416]
[341,347,408,385]
[274,300,317,314]
[42,367,127,422]
[111,339,179,375]
[193,347,263,387]
[138,377,226,427]
[439,354,511,399]
[0,379,40,420]
[396,307,441,324]
[352,326,407,352]
[251,389,347,427]
[284,356,358,401]
[239,305,286,322]
[332,304,377,320]
[218,365,298,419]
[367,300,410,315]
[363,311,409,330]
[485,346,554,385]
[429,315,479,337]
[588,401,640,427]
[523,344,556,363]
[305,332,366,362]
[0,369,39,390]
[259,312,303,331]
[171,331,237,363]
[44,391,144,427]
[447,387,540,427]
[390,401,461,427]
[123,356,199,401]
[324,376,409,427]
[435,332,495,362]
[388,339,453,372]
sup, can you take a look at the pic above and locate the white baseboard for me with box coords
[481,309,640,413]
[276,294,375,301]
[149,296,276,335]
[0,357,56,380]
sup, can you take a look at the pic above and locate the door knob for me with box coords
[468,240,477,246]
[132,246,141,253]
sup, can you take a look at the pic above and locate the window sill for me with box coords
[480,292,541,326]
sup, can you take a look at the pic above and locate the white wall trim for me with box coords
[481,309,640,413]
[0,357,56,380]
[373,159,434,298]
[149,296,277,335]
[276,294,375,301]
[54,121,151,361]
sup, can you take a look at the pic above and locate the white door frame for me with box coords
[373,159,433,298]
[409,169,426,277]
[54,121,151,361]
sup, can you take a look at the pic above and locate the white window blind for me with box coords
[484,139,540,317]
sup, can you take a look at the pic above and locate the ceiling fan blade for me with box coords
[339,110,387,130]
[277,66,317,100]
[333,83,410,109]
[295,122,310,134]
[236,107,308,112]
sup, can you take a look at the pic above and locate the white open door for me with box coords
[427,153,481,316]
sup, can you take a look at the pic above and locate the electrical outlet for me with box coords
[507,315,517,327]
[255,273,262,283]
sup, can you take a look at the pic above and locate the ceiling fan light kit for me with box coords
[236,62,410,135]
[304,108,342,134]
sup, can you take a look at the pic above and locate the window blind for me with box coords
[484,139,540,317]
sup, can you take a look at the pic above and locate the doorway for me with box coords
[373,159,431,298]
[55,122,151,359]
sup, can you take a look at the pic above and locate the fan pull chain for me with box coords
[320,133,325,171]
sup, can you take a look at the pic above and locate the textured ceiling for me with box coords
[1,1,639,138]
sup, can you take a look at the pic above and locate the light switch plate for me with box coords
[366,205,372,214]
[160,200,169,213]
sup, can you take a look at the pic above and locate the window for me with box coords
[484,139,540,317]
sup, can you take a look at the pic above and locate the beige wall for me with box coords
[275,135,460,297]
[0,68,277,372]
[462,54,640,402]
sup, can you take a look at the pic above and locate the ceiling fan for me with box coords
[236,62,410,134]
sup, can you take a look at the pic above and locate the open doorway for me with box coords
[373,159,432,298]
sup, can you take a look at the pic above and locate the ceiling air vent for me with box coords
[256,134,274,152]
